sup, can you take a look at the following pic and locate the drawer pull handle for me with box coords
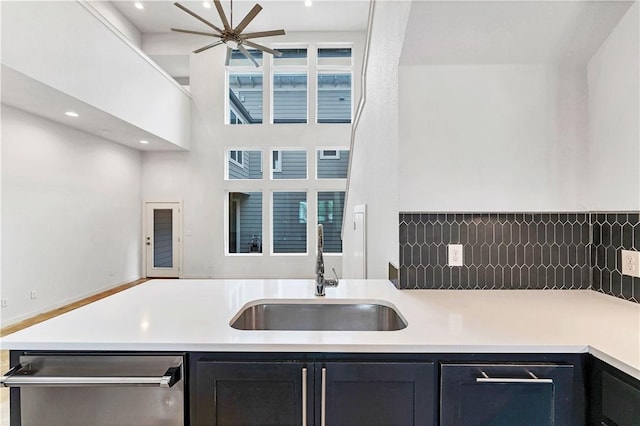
[302,367,307,426]
[0,364,182,388]
[476,370,553,384]
[321,367,327,426]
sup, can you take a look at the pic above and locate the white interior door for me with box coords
[353,204,367,279]
[145,202,181,278]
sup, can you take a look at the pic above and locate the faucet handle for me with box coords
[331,268,339,281]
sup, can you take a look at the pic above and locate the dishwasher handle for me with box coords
[0,363,181,388]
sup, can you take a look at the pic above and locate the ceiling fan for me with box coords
[171,0,285,67]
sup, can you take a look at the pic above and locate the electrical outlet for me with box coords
[621,250,640,278]
[30,290,37,300]
[1,299,7,308]
[448,244,464,267]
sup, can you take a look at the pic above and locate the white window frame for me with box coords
[316,190,346,255]
[271,190,309,256]
[224,191,264,256]
[271,44,309,125]
[316,44,354,125]
[226,61,264,125]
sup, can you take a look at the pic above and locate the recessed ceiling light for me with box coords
[134,2,144,10]
[203,1,211,8]
[140,140,149,144]
[305,0,312,7]
[65,111,79,117]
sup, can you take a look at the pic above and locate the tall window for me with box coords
[227,150,263,180]
[227,50,263,124]
[317,47,352,124]
[318,191,345,253]
[272,48,308,124]
[228,191,263,254]
[273,192,307,254]
[317,149,349,179]
[272,149,307,180]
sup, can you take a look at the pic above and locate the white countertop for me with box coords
[2,279,639,379]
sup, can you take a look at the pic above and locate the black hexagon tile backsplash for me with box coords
[398,212,640,303]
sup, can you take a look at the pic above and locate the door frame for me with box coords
[143,201,183,278]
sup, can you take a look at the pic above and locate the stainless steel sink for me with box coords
[230,300,407,331]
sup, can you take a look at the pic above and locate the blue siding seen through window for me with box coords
[273,150,307,179]
[317,150,349,179]
[273,74,307,123]
[229,73,263,124]
[273,192,307,253]
[228,150,262,180]
[317,73,351,123]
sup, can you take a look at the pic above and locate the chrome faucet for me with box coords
[316,224,339,296]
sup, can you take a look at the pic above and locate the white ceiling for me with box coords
[111,0,370,34]
[400,1,634,65]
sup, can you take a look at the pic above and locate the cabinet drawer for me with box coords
[601,371,640,426]
[441,363,574,426]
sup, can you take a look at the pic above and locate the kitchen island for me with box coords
[2,279,639,425]
[2,279,638,378]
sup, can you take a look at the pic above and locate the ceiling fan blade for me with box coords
[171,28,221,37]
[174,3,223,34]
[193,40,225,54]
[225,47,232,66]
[234,4,262,34]
[212,0,231,30]
[238,44,259,67]
[241,39,282,57]
[240,29,286,39]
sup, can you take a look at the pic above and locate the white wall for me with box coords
[142,32,364,279]
[342,1,411,280]
[587,1,640,211]
[1,106,142,326]
[1,1,190,149]
[88,1,142,48]
[398,64,589,212]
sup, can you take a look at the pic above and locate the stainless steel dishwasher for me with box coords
[1,353,185,426]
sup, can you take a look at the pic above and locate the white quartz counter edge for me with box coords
[1,279,639,380]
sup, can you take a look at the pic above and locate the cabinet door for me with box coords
[589,357,640,426]
[193,361,313,426]
[318,362,436,426]
[440,363,574,426]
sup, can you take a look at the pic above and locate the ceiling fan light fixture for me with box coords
[305,0,312,7]
[134,2,144,10]
[225,40,240,50]
[172,0,285,67]
[203,2,211,8]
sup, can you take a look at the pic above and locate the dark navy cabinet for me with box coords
[190,355,436,426]
[192,360,313,425]
[440,363,575,426]
[319,362,436,425]
[588,357,640,426]
[189,353,590,426]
